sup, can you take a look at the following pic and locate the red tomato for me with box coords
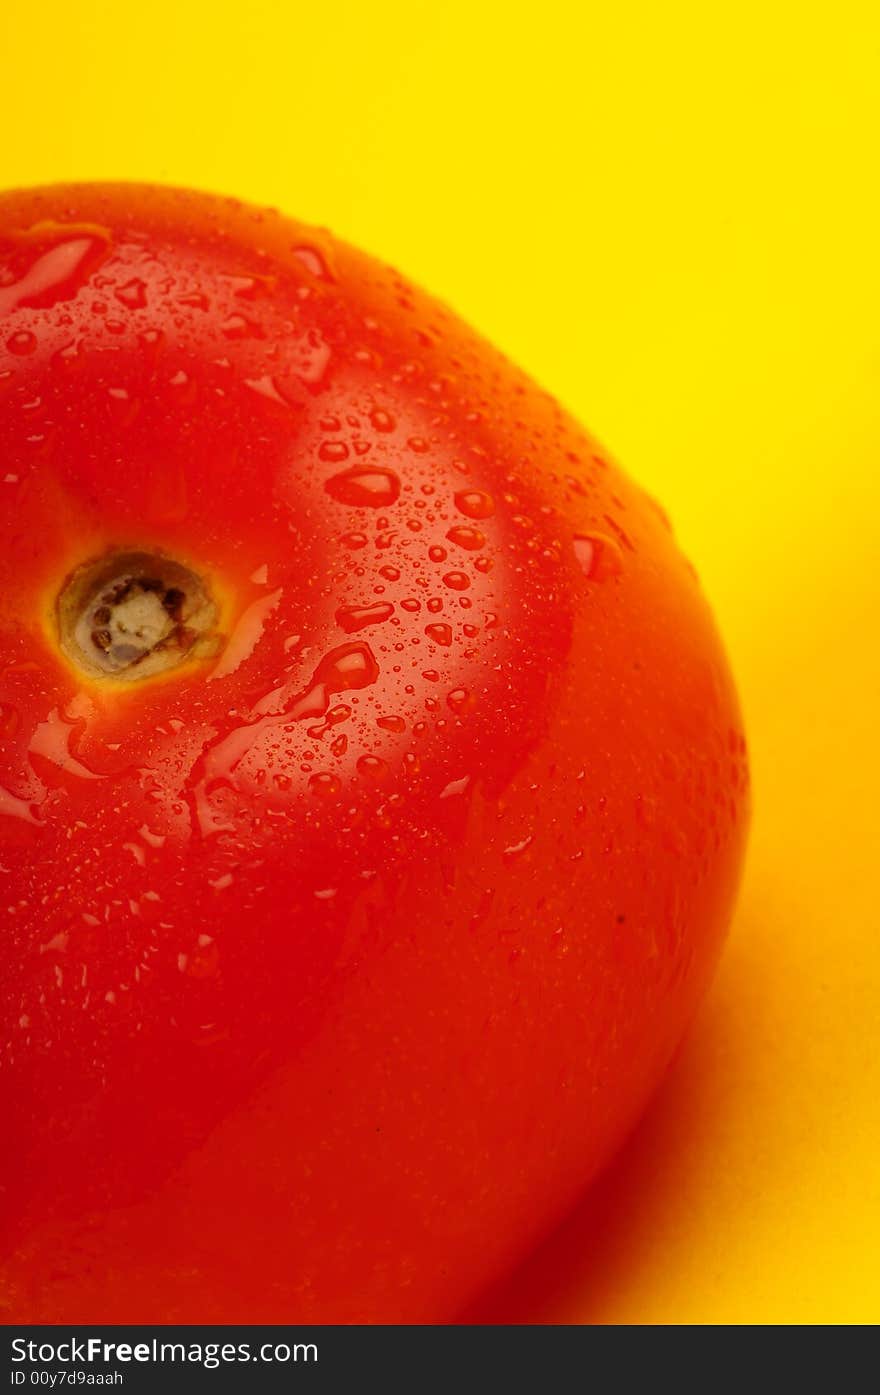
[0,185,748,1323]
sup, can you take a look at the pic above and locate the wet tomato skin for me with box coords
[0,185,748,1322]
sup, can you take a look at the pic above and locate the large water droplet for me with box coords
[446,525,485,551]
[309,771,341,797]
[315,641,380,691]
[573,533,624,581]
[28,708,105,782]
[114,278,148,310]
[223,273,277,301]
[6,331,37,356]
[292,328,331,387]
[244,375,296,407]
[369,408,395,433]
[293,245,334,281]
[439,775,471,799]
[0,230,109,314]
[221,314,265,341]
[454,489,495,520]
[357,754,389,781]
[307,703,352,740]
[335,601,395,633]
[0,783,39,824]
[377,714,406,733]
[442,570,470,591]
[210,588,282,680]
[446,688,473,712]
[319,440,349,463]
[325,467,401,508]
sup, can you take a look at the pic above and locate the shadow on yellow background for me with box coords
[2,0,877,1323]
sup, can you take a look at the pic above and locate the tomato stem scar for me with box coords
[56,549,221,682]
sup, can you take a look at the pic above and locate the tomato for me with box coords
[0,184,748,1323]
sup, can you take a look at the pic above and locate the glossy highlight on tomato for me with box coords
[0,185,749,1323]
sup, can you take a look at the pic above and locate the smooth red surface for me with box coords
[0,185,748,1322]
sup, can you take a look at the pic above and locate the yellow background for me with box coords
[2,1,878,1324]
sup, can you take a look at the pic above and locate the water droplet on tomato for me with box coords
[357,754,389,781]
[369,408,395,432]
[439,775,471,799]
[138,328,163,353]
[377,714,406,733]
[245,375,295,406]
[0,232,108,314]
[0,783,38,824]
[28,708,105,782]
[210,588,283,680]
[573,532,624,581]
[446,525,485,551]
[309,771,341,796]
[315,641,380,691]
[442,570,470,591]
[325,467,400,508]
[336,601,395,633]
[424,622,452,646]
[447,688,473,712]
[114,278,148,309]
[223,273,276,301]
[294,328,332,386]
[319,440,349,463]
[184,936,220,978]
[293,245,333,280]
[6,331,36,356]
[454,489,495,519]
[504,834,533,860]
[221,313,265,340]
[176,290,209,311]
